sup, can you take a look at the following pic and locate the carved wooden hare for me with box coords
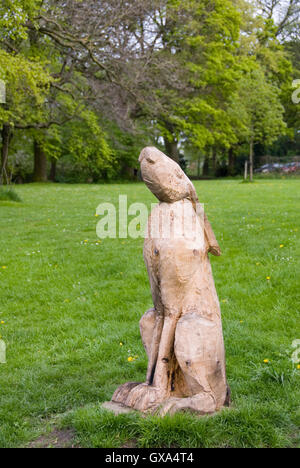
[112,147,229,415]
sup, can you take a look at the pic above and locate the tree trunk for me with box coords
[202,153,210,176]
[49,159,57,182]
[212,148,217,175]
[228,147,235,176]
[164,138,180,163]
[33,140,48,182]
[0,124,12,185]
[249,137,254,182]
[197,156,201,178]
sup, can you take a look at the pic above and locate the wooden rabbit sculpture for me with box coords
[112,147,230,415]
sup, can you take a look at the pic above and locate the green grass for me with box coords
[0,180,299,448]
[0,187,22,202]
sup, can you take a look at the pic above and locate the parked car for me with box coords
[255,162,299,174]
[254,164,272,173]
[255,163,283,174]
[282,162,300,173]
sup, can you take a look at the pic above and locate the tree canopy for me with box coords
[0,0,299,183]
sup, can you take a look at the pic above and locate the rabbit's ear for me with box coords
[187,181,199,202]
[187,185,221,257]
[204,214,221,257]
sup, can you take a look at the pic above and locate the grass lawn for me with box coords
[0,179,299,448]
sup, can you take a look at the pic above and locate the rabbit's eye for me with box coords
[146,156,156,164]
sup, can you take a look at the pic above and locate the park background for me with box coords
[0,0,299,448]
[0,0,299,184]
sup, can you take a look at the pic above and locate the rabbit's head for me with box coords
[139,147,197,203]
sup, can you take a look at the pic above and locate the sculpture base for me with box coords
[102,401,137,415]
[111,381,229,416]
[104,397,229,418]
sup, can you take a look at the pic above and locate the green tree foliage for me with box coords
[0,0,298,182]
[150,0,242,159]
[0,0,40,40]
[229,67,286,178]
[0,0,114,183]
[58,110,114,179]
[0,49,51,126]
[0,48,51,183]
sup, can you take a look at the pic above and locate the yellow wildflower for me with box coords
[263,359,269,364]
[297,365,300,370]
[266,276,271,281]
[279,245,284,248]
[128,357,134,362]
[2,266,7,269]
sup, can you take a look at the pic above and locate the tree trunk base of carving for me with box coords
[112,382,229,416]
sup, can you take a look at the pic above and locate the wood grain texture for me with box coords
[112,147,229,415]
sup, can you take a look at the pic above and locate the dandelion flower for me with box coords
[297,365,300,370]
[266,276,271,281]
[128,357,134,362]
[263,359,269,364]
[2,266,7,269]
[120,342,123,346]
[279,245,284,248]
[0,321,4,324]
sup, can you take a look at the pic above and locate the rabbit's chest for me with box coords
[144,200,206,285]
